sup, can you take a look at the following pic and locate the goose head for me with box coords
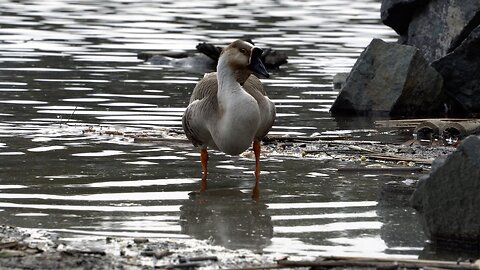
[219,40,270,84]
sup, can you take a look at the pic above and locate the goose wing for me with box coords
[182,73,218,148]
[189,72,217,103]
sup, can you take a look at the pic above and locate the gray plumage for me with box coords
[182,72,275,154]
[181,39,276,199]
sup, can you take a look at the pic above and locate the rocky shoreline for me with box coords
[331,0,480,117]
[0,225,279,269]
[327,0,480,248]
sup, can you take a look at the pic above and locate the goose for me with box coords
[182,39,276,200]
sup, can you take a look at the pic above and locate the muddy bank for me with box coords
[263,135,454,166]
[82,125,456,166]
[3,225,479,270]
[0,225,279,269]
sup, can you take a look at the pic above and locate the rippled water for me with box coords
[0,0,430,259]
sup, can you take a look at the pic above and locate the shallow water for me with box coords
[0,0,429,259]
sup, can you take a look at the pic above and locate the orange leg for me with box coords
[252,140,261,201]
[200,148,208,192]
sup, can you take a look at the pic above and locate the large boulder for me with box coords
[432,25,480,116]
[330,39,444,117]
[404,0,480,63]
[411,135,480,245]
[380,0,430,35]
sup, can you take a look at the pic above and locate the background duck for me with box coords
[137,39,288,74]
[182,39,276,200]
[196,39,288,70]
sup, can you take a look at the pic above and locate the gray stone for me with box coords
[411,135,480,244]
[380,0,430,35]
[332,73,349,90]
[432,25,480,115]
[404,0,480,63]
[330,39,444,117]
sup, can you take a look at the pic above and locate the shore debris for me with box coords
[3,223,478,270]
[274,256,480,270]
[376,118,480,145]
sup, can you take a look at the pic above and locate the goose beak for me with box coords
[248,47,269,79]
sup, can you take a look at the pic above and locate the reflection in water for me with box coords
[180,189,273,251]
[377,205,426,256]
[420,243,480,261]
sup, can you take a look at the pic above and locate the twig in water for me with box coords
[65,106,78,125]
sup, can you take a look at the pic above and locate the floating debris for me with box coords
[275,256,480,270]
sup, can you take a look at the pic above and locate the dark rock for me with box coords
[330,39,444,117]
[404,0,480,62]
[380,0,430,35]
[432,25,480,116]
[448,11,480,53]
[411,135,480,245]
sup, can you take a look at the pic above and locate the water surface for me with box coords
[0,0,428,258]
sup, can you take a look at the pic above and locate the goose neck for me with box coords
[216,57,239,93]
